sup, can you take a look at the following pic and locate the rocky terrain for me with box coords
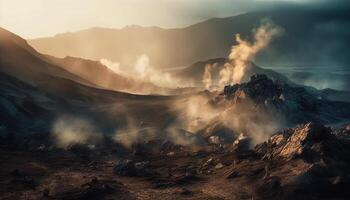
[1,73,350,199]
[220,74,350,125]
[1,122,349,200]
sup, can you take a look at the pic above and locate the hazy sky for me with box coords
[0,0,346,38]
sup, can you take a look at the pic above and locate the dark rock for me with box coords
[114,159,155,177]
[226,171,240,179]
[233,133,251,152]
[222,74,350,125]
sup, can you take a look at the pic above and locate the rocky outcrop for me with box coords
[224,74,280,103]
[222,74,350,125]
[251,122,350,199]
[333,124,350,140]
[256,122,339,161]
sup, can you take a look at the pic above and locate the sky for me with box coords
[0,0,347,38]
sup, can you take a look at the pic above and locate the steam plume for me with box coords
[100,58,121,74]
[219,19,283,85]
[101,54,186,90]
[51,116,102,149]
[203,64,213,90]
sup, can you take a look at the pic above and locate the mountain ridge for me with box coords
[28,9,350,68]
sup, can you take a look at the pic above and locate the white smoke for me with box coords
[203,64,213,90]
[100,58,122,74]
[220,100,282,145]
[113,118,157,148]
[93,20,284,149]
[133,54,176,88]
[173,94,222,133]
[112,117,203,148]
[219,19,283,85]
[51,116,102,149]
[100,54,185,89]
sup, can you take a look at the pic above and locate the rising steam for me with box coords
[220,98,282,145]
[101,54,187,90]
[174,92,282,146]
[219,19,283,85]
[51,116,102,149]
[113,117,204,148]
[100,58,122,74]
[203,64,213,90]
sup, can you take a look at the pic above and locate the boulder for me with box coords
[114,159,155,177]
[233,133,251,151]
[256,122,333,161]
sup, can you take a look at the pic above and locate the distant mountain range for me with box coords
[28,9,350,69]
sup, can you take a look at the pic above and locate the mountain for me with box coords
[1,27,192,95]
[45,55,167,94]
[0,27,93,87]
[28,8,350,69]
[172,58,293,87]
[0,27,185,136]
[196,74,350,145]
[221,74,350,125]
[174,57,350,102]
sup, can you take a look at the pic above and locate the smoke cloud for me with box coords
[220,98,283,145]
[219,19,283,85]
[113,117,204,148]
[172,94,221,133]
[100,54,188,90]
[113,117,158,148]
[175,92,282,146]
[195,20,285,144]
[51,116,102,149]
